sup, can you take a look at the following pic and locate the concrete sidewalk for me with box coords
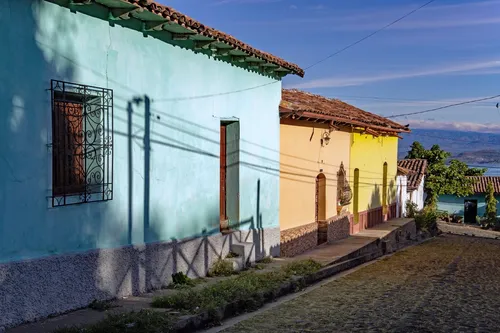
[7,218,415,333]
[294,218,414,266]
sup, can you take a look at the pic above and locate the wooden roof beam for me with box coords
[172,33,196,40]
[108,6,143,20]
[143,21,168,31]
[194,40,215,50]
[279,108,408,133]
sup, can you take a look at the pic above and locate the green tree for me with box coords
[405,142,486,207]
[485,181,498,221]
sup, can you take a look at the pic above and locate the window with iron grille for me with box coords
[50,80,113,207]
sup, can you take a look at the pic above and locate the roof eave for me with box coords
[279,107,409,134]
[49,0,304,78]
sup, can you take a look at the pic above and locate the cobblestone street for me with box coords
[221,235,500,333]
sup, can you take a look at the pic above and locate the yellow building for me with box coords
[279,89,409,256]
[349,134,399,233]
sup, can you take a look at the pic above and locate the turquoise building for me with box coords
[437,176,500,223]
[0,0,303,328]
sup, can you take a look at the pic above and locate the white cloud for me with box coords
[290,4,297,9]
[291,59,500,89]
[353,97,495,109]
[407,119,500,133]
[240,0,500,30]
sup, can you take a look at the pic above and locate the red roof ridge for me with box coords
[280,89,409,133]
[397,159,428,191]
[121,0,304,77]
[466,175,500,193]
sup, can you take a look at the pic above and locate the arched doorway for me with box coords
[315,173,326,221]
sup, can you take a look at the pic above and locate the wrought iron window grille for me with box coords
[50,80,113,207]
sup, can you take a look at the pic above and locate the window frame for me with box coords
[50,79,114,207]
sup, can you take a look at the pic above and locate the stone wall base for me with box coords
[280,222,318,257]
[0,227,280,329]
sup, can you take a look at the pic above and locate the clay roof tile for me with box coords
[397,159,428,191]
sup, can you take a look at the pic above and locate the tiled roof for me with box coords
[280,89,410,133]
[397,159,428,191]
[397,166,411,175]
[467,176,500,194]
[67,0,303,77]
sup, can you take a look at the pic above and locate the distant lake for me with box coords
[476,164,500,176]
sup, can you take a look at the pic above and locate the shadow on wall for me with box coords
[368,184,382,210]
[1,0,284,327]
[0,0,81,326]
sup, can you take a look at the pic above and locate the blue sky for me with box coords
[163,0,500,128]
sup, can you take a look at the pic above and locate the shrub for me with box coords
[485,182,498,221]
[208,259,235,277]
[414,206,438,233]
[405,200,418,218]
[172,272,191,285]
[167,272,204,289]
[152,259,322,317]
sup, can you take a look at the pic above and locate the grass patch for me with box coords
[253,263,265,270]
[226,252,240,258]
[257,256,273,264]
[281,259,322,276]
[207,259,235,277]
[152,259,322,318]
[53,310,177,333]
[166,272,206,289]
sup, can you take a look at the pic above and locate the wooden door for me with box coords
[220,125,226,222]
[464,200,477,224]
[316,174,326,221]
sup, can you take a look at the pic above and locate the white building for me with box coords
[398,159,428,212]
[396,166,409,218]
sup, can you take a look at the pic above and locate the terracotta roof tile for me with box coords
[397,159,428,191]
[280,89,410,133]
[467,176,500,194]
[121,0,304,76]
[397,166,411,175]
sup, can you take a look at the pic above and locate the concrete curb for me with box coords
[169,231,434,332]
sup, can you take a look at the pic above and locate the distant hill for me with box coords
[398,129,500,164]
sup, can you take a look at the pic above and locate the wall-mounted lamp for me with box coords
[321,131,331,146]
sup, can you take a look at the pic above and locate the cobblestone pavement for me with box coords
[221,235,500,333]
[438,221,500,240]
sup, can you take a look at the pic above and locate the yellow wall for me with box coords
[349,133,399,215]
[280,121,351,231]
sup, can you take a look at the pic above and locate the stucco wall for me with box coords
[409,176,425,210]
[349,133,398,214]
[0,0,282,264]
[396,175,408,217]
[279,122,351,231]
[437,194,500,217]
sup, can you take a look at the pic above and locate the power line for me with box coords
[387,94,500,118]
[155,0,437,102]
[338,95,492,106]
[304,0,436,70]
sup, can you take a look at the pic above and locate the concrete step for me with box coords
[225,257,245,271]
[230,242,255,264]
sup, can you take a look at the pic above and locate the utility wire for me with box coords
[387,94,500,118]
[338,95,492,106]
[304,0,436,70]
[154,0,437,102]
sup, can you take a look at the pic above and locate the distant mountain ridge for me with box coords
[398,129,500,164]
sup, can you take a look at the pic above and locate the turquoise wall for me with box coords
[437,194,500,217]
[0,0,282,263]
